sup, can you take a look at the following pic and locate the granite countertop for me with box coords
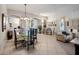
[70,38,79,45]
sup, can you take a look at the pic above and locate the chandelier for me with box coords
[20,4,28,20]
[24,4,27,17]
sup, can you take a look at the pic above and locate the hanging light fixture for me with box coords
[20,4,29,20]
[20,4,27,20]
[24,4,27,17]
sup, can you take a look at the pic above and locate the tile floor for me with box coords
[0,34,75,55]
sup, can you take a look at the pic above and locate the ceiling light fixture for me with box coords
[24,4,27,17]
[21,4,28,20]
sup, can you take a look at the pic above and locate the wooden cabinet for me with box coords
[7,31,13,40]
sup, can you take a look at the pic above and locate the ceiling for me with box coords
[7,4,79,19]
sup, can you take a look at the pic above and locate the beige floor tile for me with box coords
[0,34,75,55]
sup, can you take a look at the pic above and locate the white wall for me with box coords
[8,16,20,29]
[31,18,38,29]
[71,19,79,29]
[55,16,79,34]
[0,5,8,51]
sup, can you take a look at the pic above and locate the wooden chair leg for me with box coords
[15,44,17,49]
[27,43,29,50]
[33,41,35,48]
[35,38,37,43]
[14,40,17,49]
[33,44,34,48]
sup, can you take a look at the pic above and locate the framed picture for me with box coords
[2,13,6,32]
[67,21,69,26]
[9,23,12,27]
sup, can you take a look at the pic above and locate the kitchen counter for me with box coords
[70,38,79,55]
[70,38,79,45]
